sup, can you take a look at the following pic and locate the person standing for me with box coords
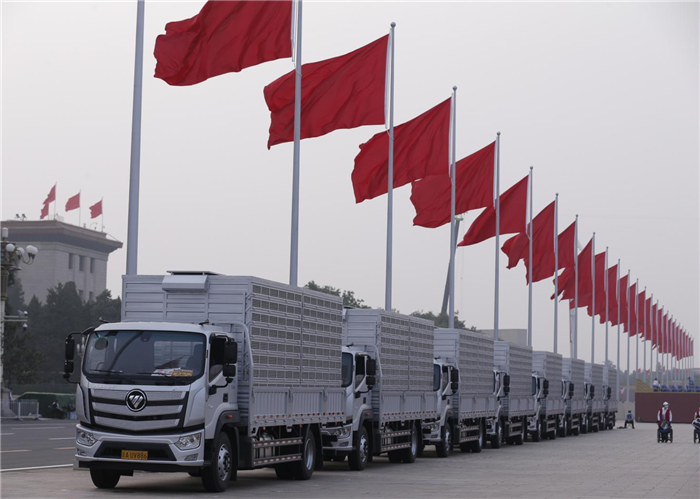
[652,378,660,391]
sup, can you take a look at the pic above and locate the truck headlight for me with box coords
[76,428,96,447]
[175,433,202,451]
[329,426,350,438]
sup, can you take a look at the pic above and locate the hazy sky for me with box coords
[3,1,699,367]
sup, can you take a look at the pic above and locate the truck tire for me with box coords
[491,421,502,449]
[90,469,120,489]
[581,417,588,434]
[289,430,316,480]
[471,422,484,453]
[435,423,452,458]
[515,421,525,445]
[387,450,402,463]
[201,433,233,492]
[531,419,541,442]
[399,425,418,463]
[348,426,369,471]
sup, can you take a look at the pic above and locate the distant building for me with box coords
[479,328,528,346]
[1,219,122,303]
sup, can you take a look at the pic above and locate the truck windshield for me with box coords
[341,352,353,388]
[84,330,206,382]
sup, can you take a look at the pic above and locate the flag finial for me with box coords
[391,22,396,27]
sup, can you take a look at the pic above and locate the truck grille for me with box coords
[89,389,188,432]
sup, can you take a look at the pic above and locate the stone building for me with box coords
[1,219,122,303]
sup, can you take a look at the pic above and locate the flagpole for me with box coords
[78,190,82,228]
[527,167,533,347]
[643,287,647,383]
[635,279,639,385]
[126,0,144,276]
[289,0,303,287]
[591,232,595,363]
[448,86,457,328]
[604,247,608,367]
[616,261,620,404]
[383,22,396,309]
[626,270,630,403]
[573,214,579,359]
[101,199,105,233]
[553,193,559,353]
[656,301,660,382]
[493,132,501,341]
[54,183,57,220]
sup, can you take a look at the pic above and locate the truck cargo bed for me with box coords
[494,341,535,417]
[563,358,586,414]
[533,351,565,416]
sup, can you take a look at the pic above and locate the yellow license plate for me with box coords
[121,450,148,460]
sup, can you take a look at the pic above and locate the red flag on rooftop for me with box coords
[65,192,80,212]
[40,202,49,220]
[154,1,292,86]
[89,200,103,219]
[352,99,451,203]
[410,141,495,228]
[44,184,56,205]
[459,175,529,247]
[265,35,388,148]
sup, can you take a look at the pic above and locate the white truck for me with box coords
[529,351,565,441]
[603,365,618,430]
[428,328,497,456]
[492,341,534,446]
[562,358,585,436]
[583,362,606,433]
[321,309,437,469]
[63,273,346,492]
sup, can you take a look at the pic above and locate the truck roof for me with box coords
[96,322,224,334]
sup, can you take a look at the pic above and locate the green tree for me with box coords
[410,310,467,329]
[86,290,121,324]
[304,281,370,309]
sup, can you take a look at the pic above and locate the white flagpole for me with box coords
[553,193,559,353]
[573,214,579,359]
[101,199,105,233]
[289,0,303,286]
[656,301,660,382]
[384,22,396,310]
[78,190,82,227]
[591,233,596,363]
[635,279,639,383]
[643,287,647,383]
[616,261,620,402]
[493,132,501,341]
[527,167,533,347]
[604,247,609,367]
[126,0,145,275]
[448,86,457,328]
[626,270,631,403]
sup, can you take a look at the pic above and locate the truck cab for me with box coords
[528,373,550,441]
[421,359,458,457]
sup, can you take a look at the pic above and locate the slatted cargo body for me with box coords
[344,309,437,423]
[585,362,606,412]
[532,351,565,415]
[122,274,344,431]
[604,366,619,412]
[563,358,586,413]
[434,329,497,419]
[494,341,535,417]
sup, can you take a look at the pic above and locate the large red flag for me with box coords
[89,200,103,219]
[627,283,638,336]
[651,302,658,348]
[65,192,80,212]
[644,297,652,339]
[584,253,607,320]
[619,274,629,332]
[605,265,619,325]
[559,238,593,303]
[501,201,555,276]
[557,221,577,271]
[44,184,56,205]
[410,141,495,228]
[352,99,451,203]
[637,290,646,337]
[265,35,388,148]
[40,202,49,220]
[459,175,528,247]
[154,1,292,86]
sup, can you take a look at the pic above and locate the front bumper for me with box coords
[321,424,353,451]
[75,424,205,470]
[421,421,441,443]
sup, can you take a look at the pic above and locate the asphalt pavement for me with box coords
[0,422,698,498]
[0,419,77,471]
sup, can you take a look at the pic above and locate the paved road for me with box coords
[0,419,76,471]
[1,423,699,498]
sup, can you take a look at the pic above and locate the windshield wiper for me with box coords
[136,372,190,385]
[89,369,137,384]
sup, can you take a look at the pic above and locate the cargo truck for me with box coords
[561,358,585,436]
[603,365,618,430]
[584,362,606,433]
[492,341,534,446]
[529,351,565,441]
[320,309,437,469]
[426,328,497,456]
[63,273,347,492]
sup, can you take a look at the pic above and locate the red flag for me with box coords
[605,265,619,325]
[585,253,607,320]
[627,283,638,336]
[651,303,658,348]
[644,297,652,338]
[502,201,557,283]
[352,99,451,203]
[40,202,49,220]
[154,1,292,86]
[619,274,629,332]
[637,290,646,337]
[264,35,388,148]
[557,221,577,271]
[410,142,495,228]
[65,192,80,212]
[559,238,593,303]
[89,200,103,219]
[459,175,528,247]
[44,184,56,205]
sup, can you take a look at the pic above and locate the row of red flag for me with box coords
[151,1,692,360]
[40,184,103,220]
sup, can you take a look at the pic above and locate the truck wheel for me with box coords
[348,426,369,471]
[90,469,120,489]
[491,422,502,449]
[549,423,557,440]
[289,430,316,480]
[201,433,232,492]
[531,419,541,442]
[399,425,418,463]
[436,423,452,458]
[387,450,402,463]
[515,421,525,445]
[471,422,484,453]
[581,418,588,434]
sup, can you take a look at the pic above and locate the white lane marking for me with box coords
[48,437,75,440]
[0,433,16,436]
[8,426,68,430]
[1,464,72,472]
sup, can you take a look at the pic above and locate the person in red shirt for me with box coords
[657,402,672,427]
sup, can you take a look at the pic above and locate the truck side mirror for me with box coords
[543,379,549,397]
[366,375,376,389]
[503,374,510,388]
[607,387,612,398]
[65,336,76,361]
[223,365,236,378]
[451,381,459,393]
[504,385,510,395]
[590,385,595,397]
[224,340,238,364]
[569,382,574,397]
[63,360,75,380]
[366,359,377,377]
[450,369,459,383]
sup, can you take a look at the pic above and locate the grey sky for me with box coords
[3,1,698,366]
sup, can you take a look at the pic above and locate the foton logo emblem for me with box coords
[125,389,147,412]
